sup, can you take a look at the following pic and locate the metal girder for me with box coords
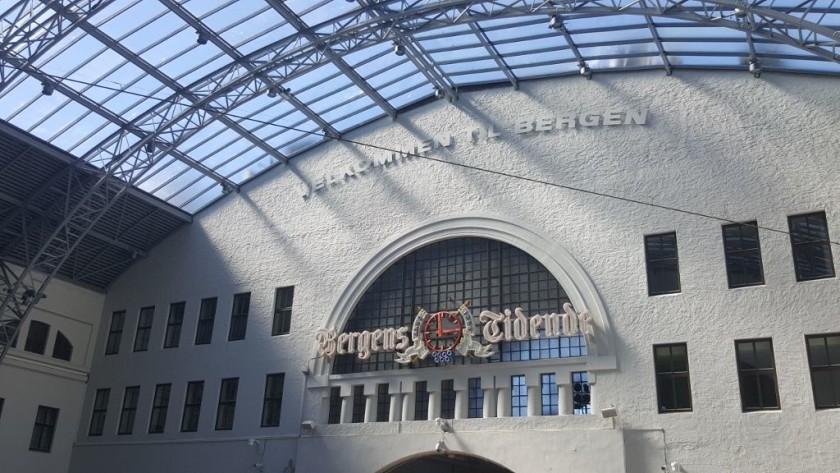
[74,0,839,187]
[266,0,398,119]
[469,22,519,89]
[158,0,340,140]
[642,12,673,75]
[45,2,287,171]
[0,0,114,94]
[552,14,587,66]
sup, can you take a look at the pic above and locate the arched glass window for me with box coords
[332,237,586,374]
[52,331,73,362]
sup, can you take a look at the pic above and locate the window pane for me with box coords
[52,331,73,361]
[24,321,50,355]
[739,375,760,409]
[808,337,829,366]
[812,370,835,408]
[758,374,779,408]
[754,341,773,369]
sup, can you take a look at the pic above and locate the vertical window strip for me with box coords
[467,377,483,419]
[273,286,294,336]
[195,298,217,345]
[88,388,110,436]
[215,378,238,430]
[148,384,171,433]
[414,381,429,421]
[654,343,692,412]
[440,380,455,419]
[644,232,681,296]
[376,384,390,422]
[261,373,285,427]
[511,375,527,417]
[181,381,203,432]
[540,373,558,416]
[327,387,342,425]
[133,306,154,352]
[228,292,250,341]
[164,302,185,348]
[789,212,835,281]
[24,320,49,355]
[351,385,365,423]
[105,311,125,355]
[118,386,140,435]
[806,333,840,409]
[29,406,59,452]
[735,339,780,410]
[572,371,591,415]
[722,221,765,288]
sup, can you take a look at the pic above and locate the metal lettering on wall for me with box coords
[314,302,594,365]
[302,108,647,199]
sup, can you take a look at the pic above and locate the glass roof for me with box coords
[1,0,838,214]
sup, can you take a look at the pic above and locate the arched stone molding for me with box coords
[313,215,616,377]
[375,451,516,473]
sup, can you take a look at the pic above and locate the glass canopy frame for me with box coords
[0,0,838,214]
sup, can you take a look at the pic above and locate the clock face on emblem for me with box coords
[423,311,464,353]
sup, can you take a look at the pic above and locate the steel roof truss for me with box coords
[468,22,519,89]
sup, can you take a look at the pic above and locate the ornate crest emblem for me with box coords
[395,302,494,364]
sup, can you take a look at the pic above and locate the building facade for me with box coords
[5,71,835,473]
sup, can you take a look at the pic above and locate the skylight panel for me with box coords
[665,55,745,68]
[195,139,256,171]
[118,10,187,55]
[139,158,191,194]
[28,100,96,144]
[439,59,500,75]
[156,41,224,81]
[492,34,567,56]
[450,71,509,86]
[5,91,68,134]
[352,51,407,80]
[344,42,391,68]
[656,26,744,40]
[257,111,311,145]
[587,56,664,70]
[140,28,205,71]
[34,34,111,78]
[154,167,208,203]
[571,25,651,44]
[200,0,270,34]
[661,41,750,55]
[333,106,386,134]
[0,75,41,120]
[174,120,231,158]
[225,155,275,185]
[577,42,661,61]
[387,84,433,110]
[427,46,492,63]
[513,62,579,79]
[227,21,296,56]
[67,122,121,157]
[365,60,418,89]
[173,52,230,87]
[94,0,168,38]
[48,114,112,153]
[316,93,375,124]
[771,59,840,75]
[231,99,297,130]
[182,182,222,213]
[502,49,576,67]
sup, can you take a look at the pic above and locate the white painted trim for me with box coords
[314,215,616,376]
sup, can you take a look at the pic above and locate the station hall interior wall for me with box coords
[66,71,839,473]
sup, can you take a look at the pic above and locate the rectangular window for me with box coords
[414,381,429,421]
[29,406,59,452]
[195,298,217,345]
[148,384,171,433]
[88,388,110,436]
[572,371,591,415]
[654,343,692,412]
[736,339,780,411]
[722,222,765,288]
[105,311,125,355]
[541,373,558,416]
[228,292,250,341]
[511,375,527,417]
[24,320,49,355]
[0,397,4,421]
[118,386,140,435]
[273,286,294,336]
[327,387,341,425]
[468,378,483,419]
[376,384,389,422]
[181,381,203,432]
[215,378,238,430]
[789,212,835,281]
[261,373,285,427]
[133,306,154,352]
[163,302,185,348]
[645,232,681,295]
[806,333,840,409]
[440,380,455,419]
[351,385,365,423]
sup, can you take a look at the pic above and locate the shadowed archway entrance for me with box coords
[378,452,515,473]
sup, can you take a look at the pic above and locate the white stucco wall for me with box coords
[69,71,839,473]
[0,271,104,473]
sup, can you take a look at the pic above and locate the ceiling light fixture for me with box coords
[393,41,405,56]
[579,63,592,80]
[748,59,762,78]
[41,82,54,96]
[196,30,209,45]
[548,14,563,30]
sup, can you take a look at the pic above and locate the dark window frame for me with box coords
[105,311,125,355]
[164,302,185,349]
[789,212,836,282]
[181,381,204,432]
[88,388,110,436]
[468,377,483,419]
[414,381,429,421]
[261,373,285,428]
[327,387,342,425]
[735,338,780,411]
[376,383,390,422]
[24,320,50,355]
[228,292,250,341]
[541,373,558,416]
[351,385,365,423]
[148,383,171,433]
[215,378,238,431]
[806,333,840,409]
[272,286,294,336]
[644,232,681,296]
[722,221,765,288]
[118,386,140,435]
[133,306,154,352]
[511,375,527,417]
[572,371,592,415]
[195,297,217,345]
[440,380,455,420]
[52,331,73,361]
[654,343,693,413]
[29,406,59,452]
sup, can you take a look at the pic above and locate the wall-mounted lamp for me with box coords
[300,420,315,432]
[600,406,617,418]
[434,417,451,432]
[435,439,447,453]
